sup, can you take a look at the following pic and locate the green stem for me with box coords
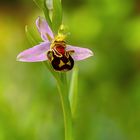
[43,62,73,140]
[57,73,73,140]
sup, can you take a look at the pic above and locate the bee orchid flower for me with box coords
[17,17,93,71]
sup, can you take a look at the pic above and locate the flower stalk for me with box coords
[44,62,74,140]
[57,73,73,140]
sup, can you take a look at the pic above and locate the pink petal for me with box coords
[66,45,93,61]
[17,42,50,62]
[36,17,54,41]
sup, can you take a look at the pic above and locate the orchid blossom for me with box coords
[17,17,93,71]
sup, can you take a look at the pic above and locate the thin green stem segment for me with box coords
[57,73,73,140]
[43,62,73,140]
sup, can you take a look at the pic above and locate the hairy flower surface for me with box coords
[17,17,93,71]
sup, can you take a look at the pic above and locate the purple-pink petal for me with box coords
[17,42,50,62]
[36,17,54,41]
[66,45,93,61]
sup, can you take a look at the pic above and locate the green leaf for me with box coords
[33,0,52,28]
[69,66,79,118]
[25,25,41,46]
[43,0,52,28]
[52,0,62,33]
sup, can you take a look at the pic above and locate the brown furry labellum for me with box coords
[47,41,74,71]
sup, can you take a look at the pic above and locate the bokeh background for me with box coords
[0,0,140,140]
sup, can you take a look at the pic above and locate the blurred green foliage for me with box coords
[0,0,140,140]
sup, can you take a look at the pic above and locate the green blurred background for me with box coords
[0,0,140,140]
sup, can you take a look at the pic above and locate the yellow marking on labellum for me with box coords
[59,60,65,67]
[65,52,69,58]
[52,49,63,57]
[50,39,65,50]
[47,51,54,61]
[67,61,71,66]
